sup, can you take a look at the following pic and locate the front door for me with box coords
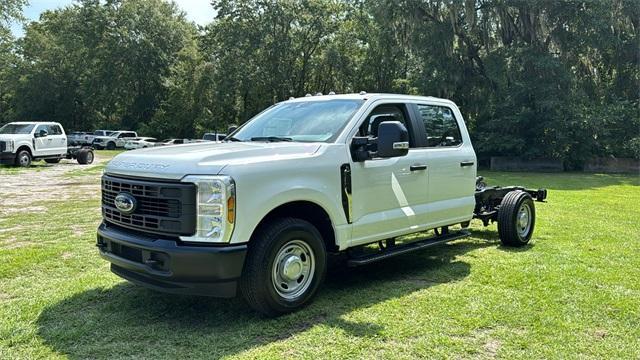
[33,124,55,156]
[348,102,429,247]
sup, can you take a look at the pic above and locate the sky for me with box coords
[10,0,216,37]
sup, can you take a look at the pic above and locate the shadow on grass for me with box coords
[468,228,535,252]
[36,240,494,359]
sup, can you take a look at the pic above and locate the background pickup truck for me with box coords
[92,131,138,150]
[0,121,94,166]
[97,93,546,316]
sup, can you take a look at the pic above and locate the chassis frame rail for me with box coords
[474,184,547,226]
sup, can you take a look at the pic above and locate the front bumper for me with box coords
[0,152,15,165]
[97,222,247,298]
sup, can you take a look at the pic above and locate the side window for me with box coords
[416,105,463,147]
[49,125,62,135]
[358,104,415,147]
[34,124,48,135]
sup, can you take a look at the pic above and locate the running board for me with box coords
[347,230,470,267]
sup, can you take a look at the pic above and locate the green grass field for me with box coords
[0,169,638,359]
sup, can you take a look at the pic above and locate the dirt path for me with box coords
[0,154,111,217]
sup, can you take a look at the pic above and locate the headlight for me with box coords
[180,175,236,243]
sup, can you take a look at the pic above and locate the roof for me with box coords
[284,93,455,105]
[7,121,61,125]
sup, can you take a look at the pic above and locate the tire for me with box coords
[240,218,327,317]
[106,142,116,150]
[498,190,535,247]
[77,149,94,165]
[44,158,61,164]
[15,150,32,167]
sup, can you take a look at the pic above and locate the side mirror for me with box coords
[228,125,238,134]
[377,121,409,158]
[35,129,48,138]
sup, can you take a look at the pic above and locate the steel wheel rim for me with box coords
[517,203,532,237]
[19,154,29,166]
[272,239,315,300]
[87,152,94,163]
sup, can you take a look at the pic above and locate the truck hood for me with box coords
[105,141,323,180]
[0,134,31,142]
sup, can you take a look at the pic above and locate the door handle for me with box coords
[410,164,428,171]
[460,161,475,167]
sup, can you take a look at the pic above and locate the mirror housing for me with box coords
[227,125,238,134]
[377,121,409,158]
[35,129,48,138]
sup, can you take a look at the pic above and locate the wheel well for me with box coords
[252,201,338,252]
[16,145,32,156]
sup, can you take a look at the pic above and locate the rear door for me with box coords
[48,124,67,155]
[411,102,476,227]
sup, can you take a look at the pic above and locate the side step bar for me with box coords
[347,230,470,267]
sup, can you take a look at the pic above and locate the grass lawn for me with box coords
[0,170,638,359]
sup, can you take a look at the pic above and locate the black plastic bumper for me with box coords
[0,152,15,165]
[97,222,247,298]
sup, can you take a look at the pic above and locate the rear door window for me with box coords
[49,125,63,135]
[416,105,463,147]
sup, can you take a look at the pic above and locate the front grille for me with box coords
[0,141,6,152]
[101,175,197,236]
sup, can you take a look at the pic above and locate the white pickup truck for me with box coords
[97,93,546,316]
[92,131,138,150]
[0,121,94,167]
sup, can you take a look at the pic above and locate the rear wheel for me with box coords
[240,218,326,317]
[77,149,94,165]
[15,150,31,167]
[498,190,535,246]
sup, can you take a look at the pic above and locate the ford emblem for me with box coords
[114,193,137,214]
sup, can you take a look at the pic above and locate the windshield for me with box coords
[233,99,364,142]
[0,123,36,134]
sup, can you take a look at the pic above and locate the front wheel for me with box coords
[15,150,32,167]
[498,190,536,247]
[240,218,326,317]
[106,142,116,150]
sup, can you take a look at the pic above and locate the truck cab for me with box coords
[0,121,68,166]
[97,93,545,316]
[92,130,138,150]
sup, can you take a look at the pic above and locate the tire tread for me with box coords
[498,190,535,247]
[240,217,325,317]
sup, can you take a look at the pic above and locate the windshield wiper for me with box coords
[224,136,242,142]
[250,136,293,142]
